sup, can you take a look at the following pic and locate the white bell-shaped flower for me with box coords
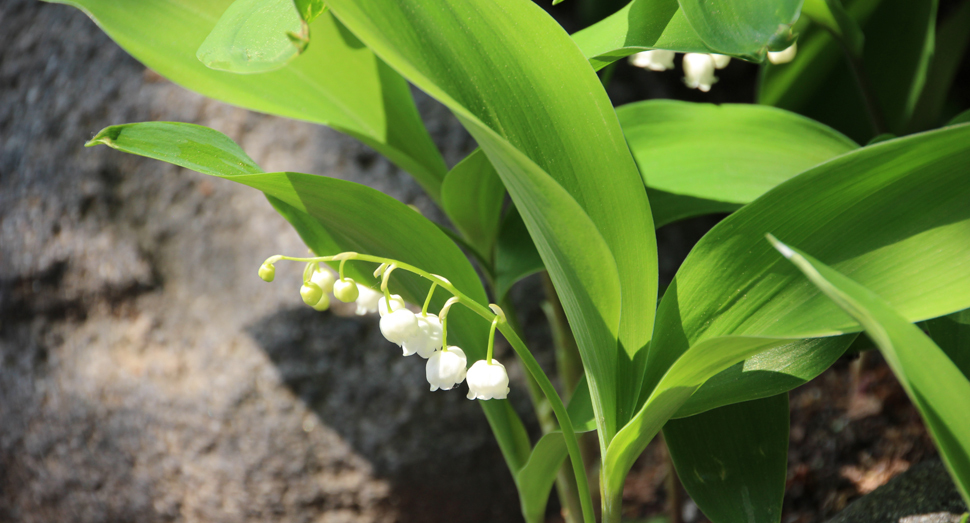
[768,43,797,64]
[426,346,467,391]
[354,284,383,315]
[629,49,675,71]
[711,53,731,69]
[380,308,419,345]
[378,294,407,318]
[310,267,335,294]
[466,359,510,400]
[682,53,718,92]
[402,314,443,358]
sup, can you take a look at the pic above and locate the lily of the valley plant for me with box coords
[53,0,970,521]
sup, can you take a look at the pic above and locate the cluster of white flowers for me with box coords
[628,44,797,92]
[259,257,509,401]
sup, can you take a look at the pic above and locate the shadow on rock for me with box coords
[247,307,525,523]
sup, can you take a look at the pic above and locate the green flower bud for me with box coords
[312,292,331,312]
[333,278,359,302]
[301,282,324,307]
[258,262,276,282]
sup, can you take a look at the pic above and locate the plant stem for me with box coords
[272,253,596,523]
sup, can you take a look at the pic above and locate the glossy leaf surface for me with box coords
[572,0,713,71]
[49,0,447,199]
[665,394,789,523]
[677,0,801,59]
[772,238,970,504]
[324,0,659,448]
[441,149,506,261]
[196,0,307,73]
[604,124,970,508]
[618,100,857,226]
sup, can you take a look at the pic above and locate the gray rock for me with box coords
[826,460,969,523]
[0,1,527,522]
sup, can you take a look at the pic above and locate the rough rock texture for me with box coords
[825,460,968,523]
[0,1,526,521]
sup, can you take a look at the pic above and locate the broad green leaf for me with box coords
[603,124,970,507]
[644,124,970,409]
[618,100,857,226]
[571,0,714,71]
[771,237,970,504]
[516,432,568,523]
[49,0,447,199]
[925,310,970,381]
[293,0,326,23]
[85,120,534,477]
[494,207,545,301]
[908,0,970,132]
[324,0,659,448]
[664,394,789,523]
[196,0,308,74]
[676,0,800,59]
[513,376,597,522]
[647,190,740,229]
[674,334,856,417]
[441,149,506,262]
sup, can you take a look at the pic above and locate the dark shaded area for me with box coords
[247,308,529,522]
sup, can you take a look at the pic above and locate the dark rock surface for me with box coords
[0,1,524,521]
[825,460,968,523]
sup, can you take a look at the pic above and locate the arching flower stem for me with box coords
[421,282,438,317]
[486,316,499,364]
[380,264,399,314]
[263,252,594,523]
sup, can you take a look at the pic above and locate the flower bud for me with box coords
[300,282,324,307]
[380,308,419,345]
[312,292,331,311]
[333,278,359,302]
[354,284,382,315]
[711,53,731,69]
[466,359,510,400]
[258,262,276,282]
[402,314,443,358]
[629,49,675,71]
[310,267,335,294]
[426,346,467,391]
[682,53,718,92]
[378,294,406,318]
[768,43,797,65]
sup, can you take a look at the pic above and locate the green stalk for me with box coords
[270,253,596,523]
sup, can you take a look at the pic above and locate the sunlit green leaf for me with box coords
[325,0,659,449]
[771,237,970,504]
[494,207,545,301]
[571,0,713,71]
[603,124,970,509]
[441,149,506,262]
[618,100,857,226]
[48,0,447,199]
[196,0,308,74]
[676,0,800,59]
[294,0,326,22]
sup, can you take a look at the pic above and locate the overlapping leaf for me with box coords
[677,0,801,59]
[618,100,857,227]
[773,238,970,503]
[441,149,506,262]
[49,0,447,198]
[85,120,534,478]
[603,124,970,511]
[196,0,308,73]
[323,0,659,450]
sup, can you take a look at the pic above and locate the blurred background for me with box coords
[1,0,967,522]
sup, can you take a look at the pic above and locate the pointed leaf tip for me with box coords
[765,233,795,259]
